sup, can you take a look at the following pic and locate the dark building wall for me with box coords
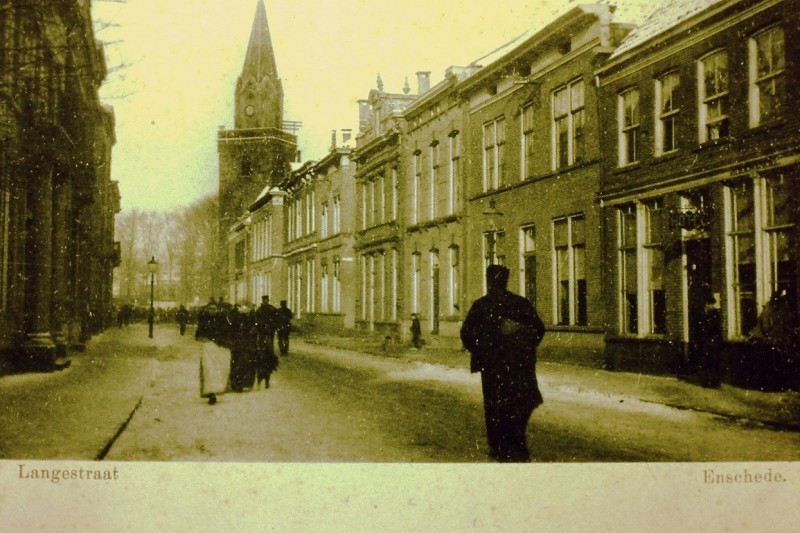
[0,0,118,371]
[596,0,800,385]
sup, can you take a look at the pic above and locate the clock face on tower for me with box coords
[245,104,255,116]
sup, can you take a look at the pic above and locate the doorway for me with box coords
[685,237,713,372]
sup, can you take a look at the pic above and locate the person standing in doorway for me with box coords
[461,264,546,462]
[276,300,293,356]
[410,313,422,349]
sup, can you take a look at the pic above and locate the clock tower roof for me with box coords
[234,0,283,130]
[241,0,278,85]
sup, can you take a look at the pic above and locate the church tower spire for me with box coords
[216,0,297,298]
[235,0,283,129]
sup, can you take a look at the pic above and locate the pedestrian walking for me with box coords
[176,305,189,336]
[255,295,279,388]
[228,305,256,392]
[276,300,293,356]
[196,299,230,405]
[460,264,545,462]
[410,313,422,349]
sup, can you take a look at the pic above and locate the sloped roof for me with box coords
[609,0,728,58]
[241,0,278,82]
[468,0,657,71]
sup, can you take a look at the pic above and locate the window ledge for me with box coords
[742,119,785,138]
[695,137,733,151]
[548,325,605,334]
[653,150,680,162]
[612,162,640,175]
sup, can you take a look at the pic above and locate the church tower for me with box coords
[216,0,297,297]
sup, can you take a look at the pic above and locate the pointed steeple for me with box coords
[235,0,283,130]
[242,0,278,84]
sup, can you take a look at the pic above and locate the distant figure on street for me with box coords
[255,295,279,387]
[410,313,422,349]
[461,264,545,462]
[176,305,189,336]
[276,300,293,356]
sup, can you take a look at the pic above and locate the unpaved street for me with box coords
[104,327,800,462]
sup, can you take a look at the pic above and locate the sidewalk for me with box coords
[296,333,800,432]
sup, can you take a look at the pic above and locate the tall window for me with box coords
[430,250,439,332]
[553,79,584,169]
[619,206,638,334]
[644,201,667,334]
[726,181,757,336]
[521,103,535,180]
[360,255,367,320]
[305,259,315,312]
[411,252,421,313]
[749,26,785,127]
[379,252,386,321]
[391,168,398,221]
[320,261,329,312]
[618,202,667,336]
[333,257,341,312]
[483,116,505,191]
[391,249,398,320]
[618,88,640,166]
[448,132,460,215]
[333,195,341,234]
[553,215,587,326]
[483,230,506,281]
[412,151,421,224]
[320,201,329,239]
[726,175,796,338]
[520,225,536,305]
[655,72,680,155]
[428,142,439,220]
[449,245,460,315]
[764,174,795,301]
[699,50,729,142]
[379,174,386,224]
[369,179,376,227]
[360,183,367,230]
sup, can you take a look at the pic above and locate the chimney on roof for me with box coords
[416,71,431,95]
[331,129,337,150]
[342,129,352,144]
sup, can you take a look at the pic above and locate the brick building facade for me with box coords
[596,0,800,386]
[223,0,798,388]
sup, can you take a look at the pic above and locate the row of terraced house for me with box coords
[224,0,799,389]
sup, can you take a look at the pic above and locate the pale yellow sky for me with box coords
[94,0,572,212]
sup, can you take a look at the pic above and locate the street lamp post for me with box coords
[147,256,158,338]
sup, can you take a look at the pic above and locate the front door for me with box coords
[686,237,712,372]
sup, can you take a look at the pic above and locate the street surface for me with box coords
[111,327,800,462]
[2,325,799,462]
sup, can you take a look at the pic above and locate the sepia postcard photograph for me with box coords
[1,0,798,530]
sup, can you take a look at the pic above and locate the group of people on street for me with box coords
[195,295,292,404]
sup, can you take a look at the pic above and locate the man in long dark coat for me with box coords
[461,264,545,462]
[254,296,279,387]
[276,300,293,356]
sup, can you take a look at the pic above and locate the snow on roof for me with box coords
[610,0,728,59]
[467,1,657,71]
